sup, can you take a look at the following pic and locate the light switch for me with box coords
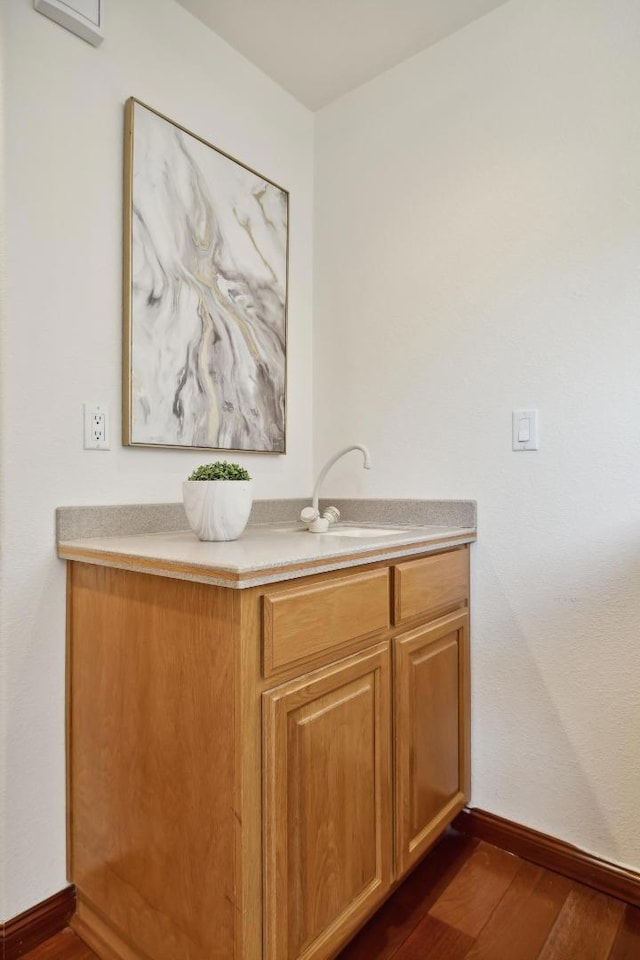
[517,418,530,443]
[513,409,539,451]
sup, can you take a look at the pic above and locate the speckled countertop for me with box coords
[57,503,476,589]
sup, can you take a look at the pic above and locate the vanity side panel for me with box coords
[235,585,269,960]
[68,563,237,960]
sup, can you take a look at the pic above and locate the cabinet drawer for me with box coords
[394,548,468,625]
[263,569,390,677]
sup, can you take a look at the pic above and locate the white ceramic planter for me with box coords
[182,480,253,541]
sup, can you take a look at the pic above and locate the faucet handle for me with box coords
[300,506,319,524]
[322,506,341,525]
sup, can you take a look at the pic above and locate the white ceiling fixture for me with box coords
[175,0,511,111]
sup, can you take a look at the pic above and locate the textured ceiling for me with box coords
[174,0,511,110]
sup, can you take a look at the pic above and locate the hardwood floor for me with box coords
[21,831,640,960]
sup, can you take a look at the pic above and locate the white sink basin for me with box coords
[315,526,406,538]
[266,524,409,537]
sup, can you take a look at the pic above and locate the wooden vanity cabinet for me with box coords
[392,546,470,875]
[263,643,392,960]
[393,611,470,875]
[66,544,470,960]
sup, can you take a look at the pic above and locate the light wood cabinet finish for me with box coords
[68,564,237,960]
[263,644,392,960]
[262,569,389,677]
[66,544,471,960]
[394,547,468,625]
[394,611,471,875]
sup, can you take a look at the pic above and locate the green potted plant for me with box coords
[183,461,253,541]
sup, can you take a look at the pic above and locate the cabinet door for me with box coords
[263,643,392,960]
[394,611,470,876]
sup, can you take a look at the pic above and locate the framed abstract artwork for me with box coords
[123,98,288,453]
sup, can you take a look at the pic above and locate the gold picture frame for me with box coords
[123,98,289,454]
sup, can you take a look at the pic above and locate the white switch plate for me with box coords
[83,402,110,450]
[512,409,539,451]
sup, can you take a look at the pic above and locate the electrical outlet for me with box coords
[83,402,110,450]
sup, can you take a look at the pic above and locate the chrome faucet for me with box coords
[301,444,372,532]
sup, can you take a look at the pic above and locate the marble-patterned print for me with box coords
[130,103,287,451]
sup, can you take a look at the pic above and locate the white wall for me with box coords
[5,0,640,926]
[2,0,314,920]
[0,3,8,921]
[315,0,640,870]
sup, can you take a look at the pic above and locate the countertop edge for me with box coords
[58,530,477,589]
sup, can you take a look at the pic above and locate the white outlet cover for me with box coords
[83,402,110,450]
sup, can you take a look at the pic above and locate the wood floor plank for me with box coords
[19,843,638,960]
[428,841,522,938]
[392,915,474,960]
[337,830,479,960]
[607,905,640,960]
[463,861,573,960]
[21,927,97,959]
[537,885,625,960]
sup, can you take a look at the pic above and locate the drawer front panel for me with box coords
[394,548,468,625]
[263,569,390,677]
